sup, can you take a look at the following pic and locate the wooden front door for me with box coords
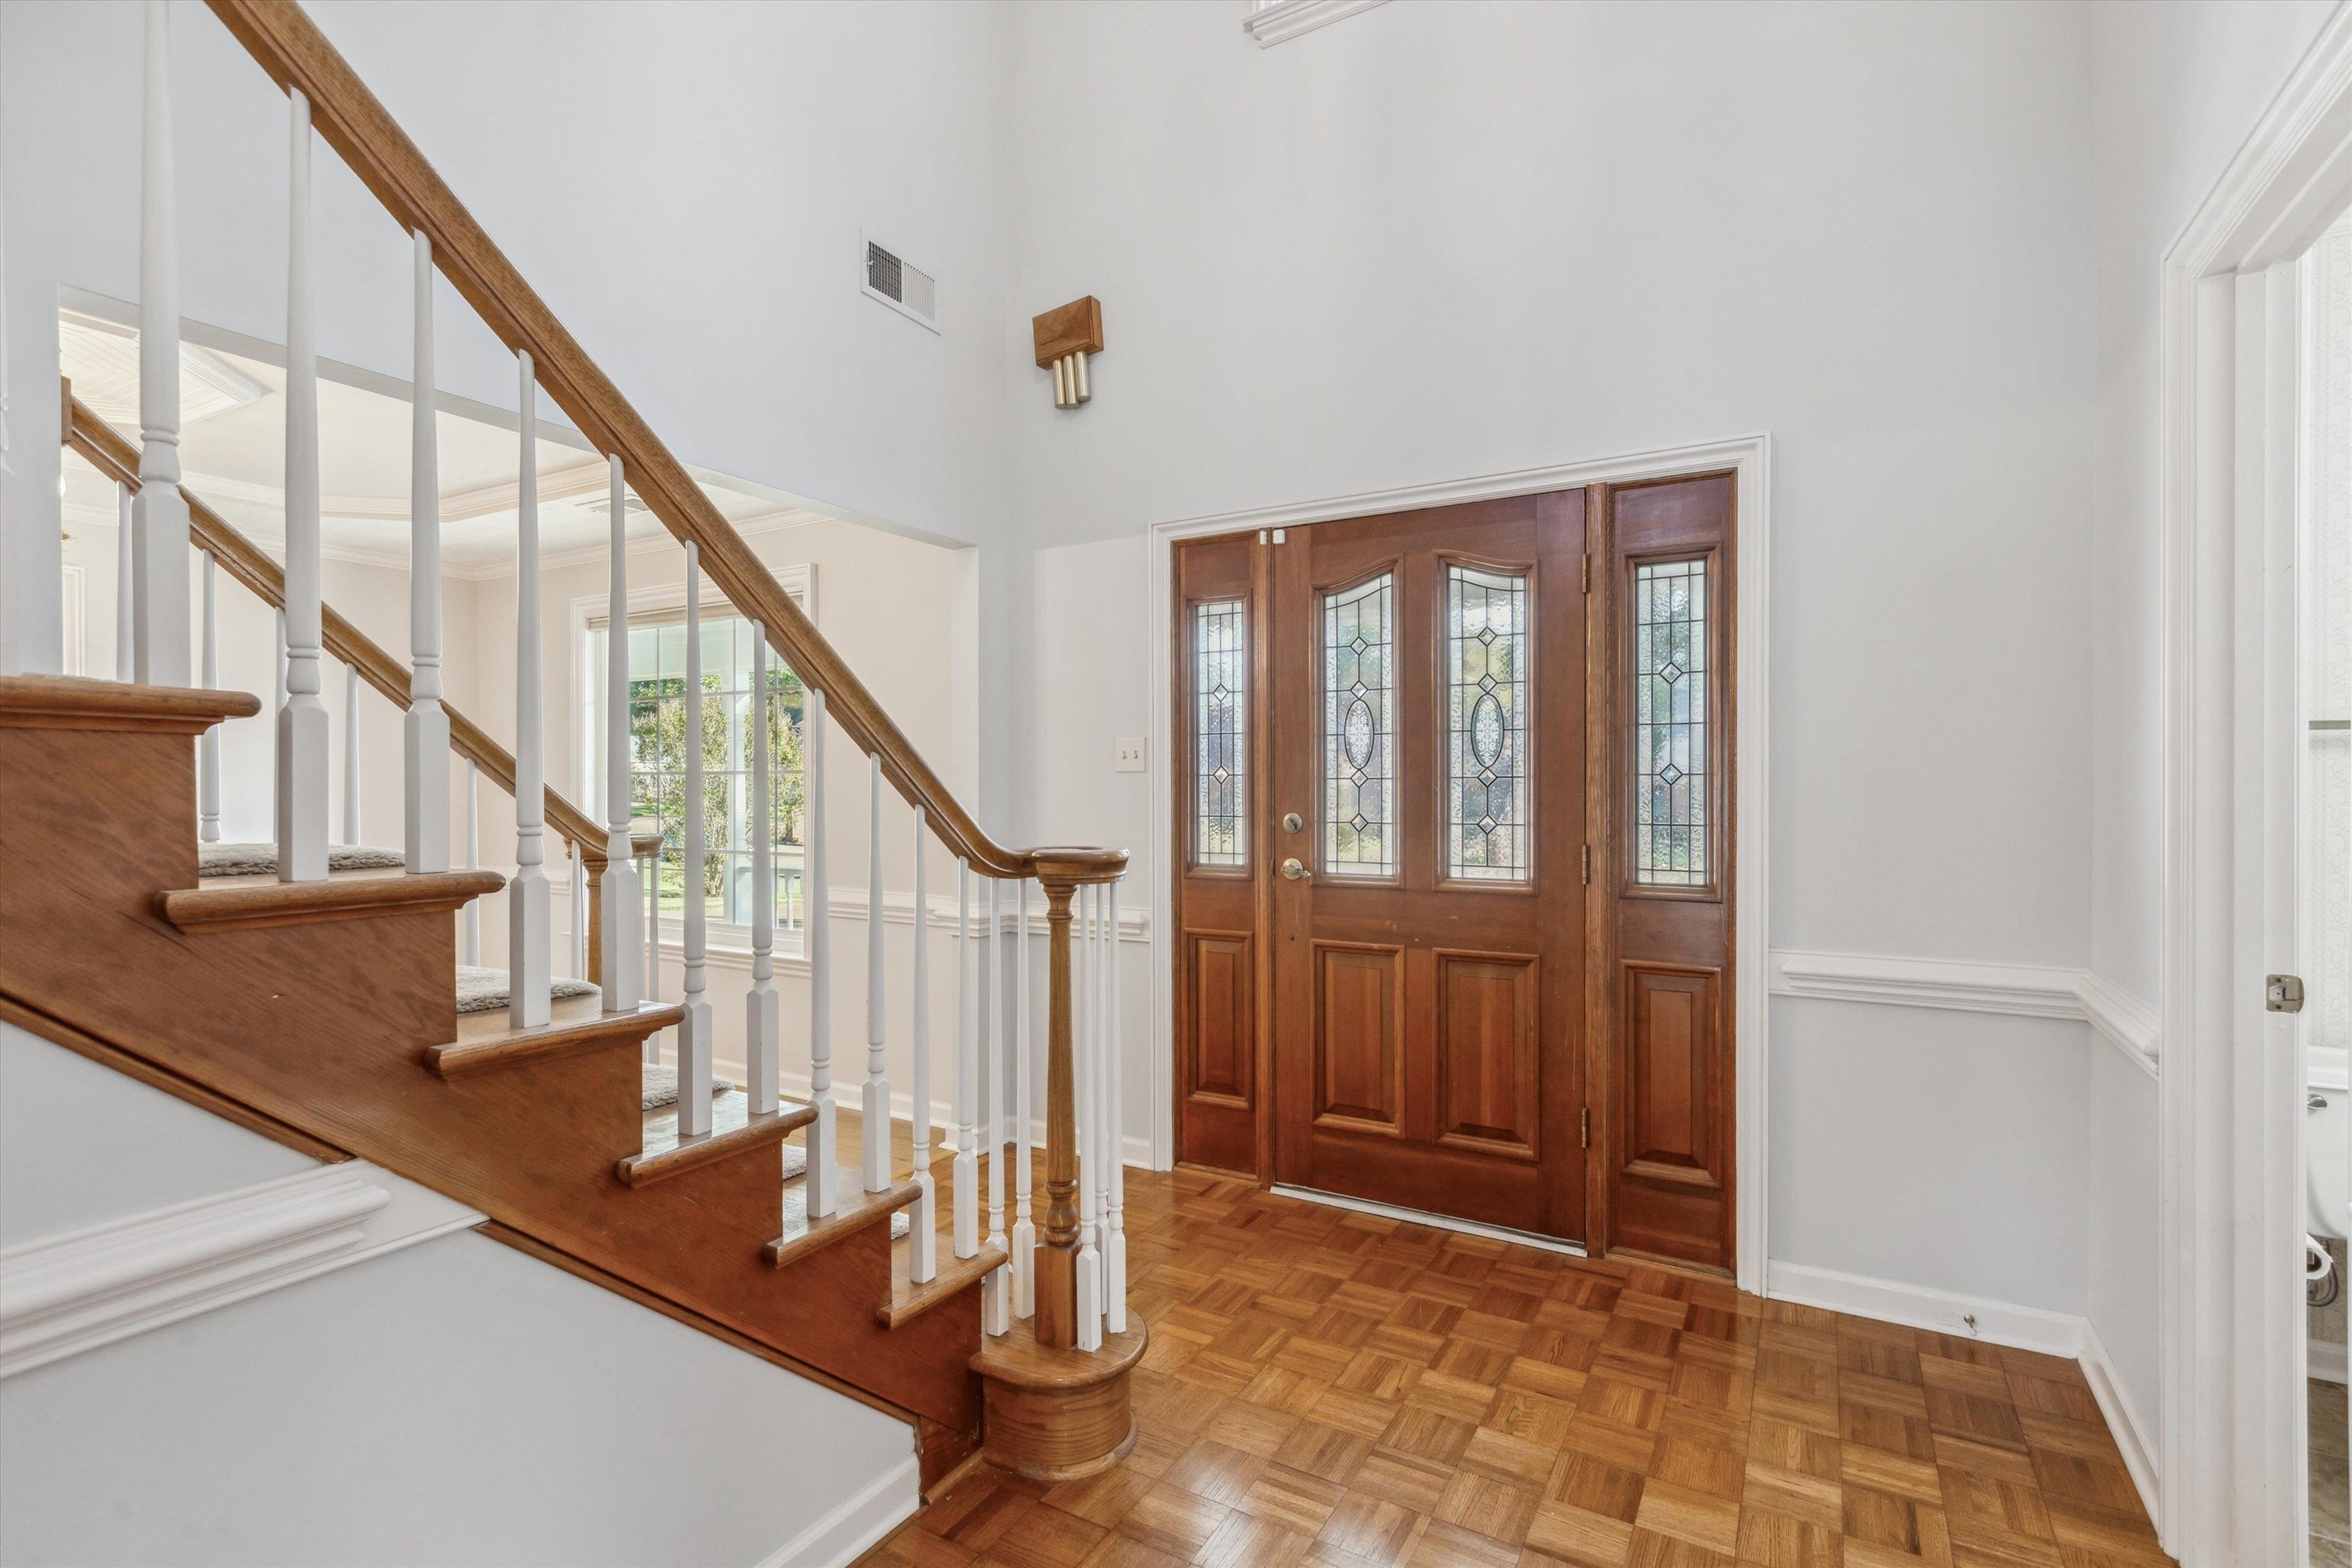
[1171,474,1736,1269]
[1272,493,1587,1240]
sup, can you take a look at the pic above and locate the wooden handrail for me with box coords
[63,390,606,868]
[205,0,1123,887]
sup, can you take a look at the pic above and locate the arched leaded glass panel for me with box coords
[1635,557,1708,885]
[1446,563,1530,880]
[1322,572,1395,877]
[1192,599,1247,867]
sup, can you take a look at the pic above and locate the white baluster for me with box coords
[461,756,480,964]
[643,841,660,1063]
[506,351,550,1026]
[1075,883,1102,1351]
[340,662,361,845]
[115,484,133,680]
[954,858,977,1259]
[1106,875,1126,1334]
[676,543,711,1135]
[570,841,587,980]
[863,754,890,1191]
[198,551,219,841]
[272,607,285,831]
[744,623,777,1109]
[404,230,450,874]
[805,687,839,1218]
[275,89,327,882]
[1013,876,1034,1318]
[131,0,190,686]
[984,875,1008,1334]
[597,455,639,1011]
[910,810,936,1284]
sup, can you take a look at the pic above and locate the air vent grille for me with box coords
[862,234,939,332]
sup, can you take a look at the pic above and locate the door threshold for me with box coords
[1269,1184,1589,1259]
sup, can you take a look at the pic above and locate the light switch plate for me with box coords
[1114,737,1145,773]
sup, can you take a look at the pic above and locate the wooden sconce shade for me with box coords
[1033,297,1103,409]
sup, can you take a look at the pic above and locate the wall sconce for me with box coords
[1033,296,1103,410]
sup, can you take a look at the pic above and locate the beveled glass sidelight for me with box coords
[1634,557,1708,886]
[1446,564,1530,880]
[1321,573,1396,876]
[1192,599,1247,867]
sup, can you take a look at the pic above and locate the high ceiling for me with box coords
[58,315,813,576]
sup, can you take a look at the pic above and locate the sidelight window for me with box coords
[1446,564,1531,881]
[1634,557,1709,886]
[1192,599,1249,867]
[1322,572,1396,877]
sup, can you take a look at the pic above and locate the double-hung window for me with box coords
[582,568,812,953]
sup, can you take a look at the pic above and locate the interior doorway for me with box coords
[1169,472,1740,1274]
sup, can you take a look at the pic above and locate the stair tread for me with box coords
[766,1174,921,1269]
[884,1236,1008,1329]
[426,995,680,1079]
[619,1090,815,1187]
[970,1311,1148,1387]
[158,867,506,932]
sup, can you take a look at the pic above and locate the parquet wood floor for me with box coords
[858,1166,2171,1568]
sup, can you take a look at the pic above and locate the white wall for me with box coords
[1003,0,2101,1305]
[0,0,1032,821]
[2081,0,2337,1430]
[0,1023,913,1567]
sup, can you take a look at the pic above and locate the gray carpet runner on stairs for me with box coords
[454,965,596,1014]
[198,842,406,877]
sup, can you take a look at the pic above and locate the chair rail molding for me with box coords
[1145,432,1771,1292]
[1768,949,2160,1078]
[0,1161,480,1378]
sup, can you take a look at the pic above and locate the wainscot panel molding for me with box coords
[1766,1259,2158,1525]
[0,1161,480,1377]
[754,1451,920,1568]
[1769,949,2159,1077]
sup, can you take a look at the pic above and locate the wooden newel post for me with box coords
[584,854,604,987]
[1034,872,1082,1348]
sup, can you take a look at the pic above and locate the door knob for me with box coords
[1280,858,1309,881]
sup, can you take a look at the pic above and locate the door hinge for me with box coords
[1581,554,1591,593]
[1581,1106,1590,1148]
[1581,844,1590,885]
[2267,974,2306,1014]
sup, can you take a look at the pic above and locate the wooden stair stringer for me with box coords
[0,694,984,1434]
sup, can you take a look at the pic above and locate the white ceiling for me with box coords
[60,325,814,576]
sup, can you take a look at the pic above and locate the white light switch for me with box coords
[1114,737,1145,773]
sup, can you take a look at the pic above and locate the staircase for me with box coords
[0,0,1141,1501]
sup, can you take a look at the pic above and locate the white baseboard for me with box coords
[0,1161,481,1379]
[2312,1338,2348,1385]
[2079,1318,2161,1526]
[1765,1260,2083,1357]
[1766,1260,2159,1527]
[756,1449,920,1568]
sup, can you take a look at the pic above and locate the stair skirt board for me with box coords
[456,965,596,1014]
[198,842,406,877]
[639,1063,737,1112]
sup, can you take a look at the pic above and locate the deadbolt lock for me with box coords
[2266,974,2305,1014]
[1283,812,1304,834]
[1280,858,1309,881]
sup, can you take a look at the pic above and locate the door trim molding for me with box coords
[2154,8,2352,1559]
[1145,433,1771,1292]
